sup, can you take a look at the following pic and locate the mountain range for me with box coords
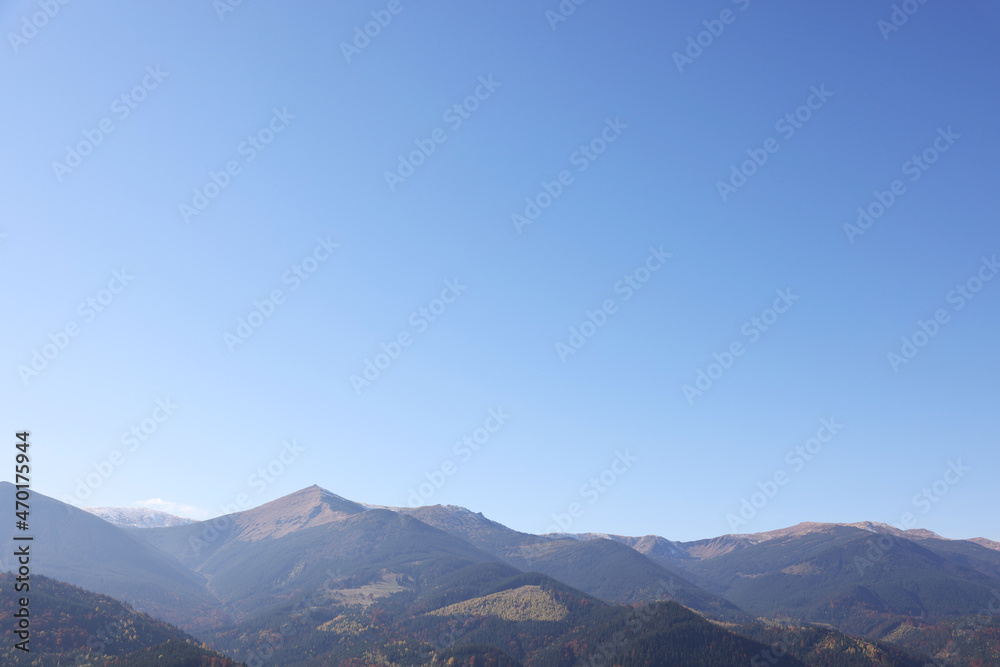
[2,482,998,666]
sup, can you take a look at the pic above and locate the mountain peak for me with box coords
[290,484,362,507]
[968,536,1000,551]
[228,485,368,541]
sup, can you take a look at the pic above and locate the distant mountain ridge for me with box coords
[0,483,229,629]
[83,506,196,528]
[567,520,994,561]
[89,491,996,552]
[969,536,1000,551]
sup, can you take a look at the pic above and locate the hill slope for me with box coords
[0,482,227,630]
[396,504,740,616]
[0,573,240,666]
[674,527,1000,637]
[132,487,504,624]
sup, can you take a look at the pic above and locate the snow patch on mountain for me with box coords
[83,506,196,528]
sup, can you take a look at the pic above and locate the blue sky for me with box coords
[1,0,997,542]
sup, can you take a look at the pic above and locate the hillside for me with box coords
[128,487,505,625]
[396,503,739,615]
[207,564,804,666]
[0,482,227,630]
[0,573,240,666]
[674,529,1000,640]
[427,585,569,621]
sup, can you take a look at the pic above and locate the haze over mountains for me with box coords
[4,481,999,666]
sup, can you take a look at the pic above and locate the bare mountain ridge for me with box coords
[170,490,735,614]
[93,485,997,558]
[198,487,1000,632]
[569,520,995,561]
[359,493,996,557]
[969,536,1000,551]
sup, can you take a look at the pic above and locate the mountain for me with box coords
[573,521,946,564]
[83,506,196,528]
[11,483,995,664]
[209,562,807,667]
[127,488,737,623]
[0,482,227,630]
[396,504,540,561]
[718,619,927,667]
[912,536,1000,580]
[586,521,997,566]
[121,486,808,665]
[667,526,1000,638]
[507,519,1000,663]
[565,521,1000,628]
[130,486,504,624]
[393,504,740,616]
[969,537,1000,552]
[574,531,690,561]
[0,570,907,666]
[0,573,240,666]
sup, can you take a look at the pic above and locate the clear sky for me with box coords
[2,0,997,543]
